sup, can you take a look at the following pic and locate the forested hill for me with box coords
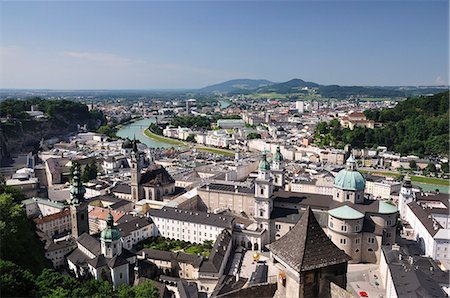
[314,92,449,157]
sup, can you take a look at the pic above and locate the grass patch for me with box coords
[144,129,186,146]
[359,169,449,186]
[410,176,449,186]
[197,147,235,156]
[135,237,212,257]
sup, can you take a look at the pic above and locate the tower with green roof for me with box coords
[100,211,122,258]
[254,153,273,243]
[271,146,285,188]
[69,163,89,239]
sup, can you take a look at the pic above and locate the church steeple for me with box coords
[70,164,86,205]
[271,146,285,188]
[100,211,122,258]
[69,163,89,238]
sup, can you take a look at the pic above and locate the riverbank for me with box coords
[143,129,186,146]
[143,129,235,156]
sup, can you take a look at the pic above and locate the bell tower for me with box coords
[130,138,142,202]
[271,146,285,188]
[254,154,273,240]
[69,163,89,239]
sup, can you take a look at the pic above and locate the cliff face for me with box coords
[0,117,100,166]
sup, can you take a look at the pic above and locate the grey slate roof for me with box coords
[111,183,131,194]
[138,248,203,268]
[382,244,449,297]
[200,183,255,194]
[140,164,175,187]
[117,216,153,237]
[107,255,129,268]
[200,230,232,273]
[67,248,90,266]
[407,201,442,236]
[77,233,101,256]
[267,207,350,272]
[178,280,199,298]
[148,207,234,229]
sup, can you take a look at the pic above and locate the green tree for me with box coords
[0,193,48,274]
[441,162,449,173]
[426,163,437,173]
[247,132,261,140]
[35,269,79,297]
[82,160,98,182]
[186,134,197,143]
[0,259,36,297]
[148,123,163,135]
[134,280,159,298]
[409,160,417,170]
[115,284,136,298]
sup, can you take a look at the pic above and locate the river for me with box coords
[116,118,172,149]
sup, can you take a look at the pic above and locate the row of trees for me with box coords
[1,261,159,298]
[314,92,449,157]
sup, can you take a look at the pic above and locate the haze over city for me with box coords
[1,0,448,89]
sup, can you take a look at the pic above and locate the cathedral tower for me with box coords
[271,146,285,188]
[69,164,89,239]
[254,154,273,237]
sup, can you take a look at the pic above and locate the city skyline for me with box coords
[1,0,448,89]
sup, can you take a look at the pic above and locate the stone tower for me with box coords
[130,138,142,202]
[69,164,89,239]
[254,154,273,238]
[267,207,350,298]
[398,175,414,219]
[271,146,285,188]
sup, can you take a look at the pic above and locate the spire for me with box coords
[345,155,356,171]
[403,174,412,188]
[273,146,284,162]
[132,135,138,153]
[70,163,86,205]
[258,153,270,171]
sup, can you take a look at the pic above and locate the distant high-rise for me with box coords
[295,101,304,113]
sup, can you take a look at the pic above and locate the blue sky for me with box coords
[1,1,448,89]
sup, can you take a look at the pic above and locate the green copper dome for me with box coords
[273,146,284,162]
[334,156,365,191]
[259,154,271,171]
[100,212,121,242]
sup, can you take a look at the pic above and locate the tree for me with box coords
[409,160,417,170]
[441,162,449,174]
[426,163,438,173]
[186,134,196,143]
[247,132,261,140]
[148,123,163,135]
[0,193,49,274]
[0,259,36,297]
[134,280,159,298]
[82,160,98,182]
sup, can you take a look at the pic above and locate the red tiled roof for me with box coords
[89,206,125,221]
[34,209,70,224]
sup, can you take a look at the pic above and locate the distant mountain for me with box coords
[199,79,274,93]
[256,78,320,93]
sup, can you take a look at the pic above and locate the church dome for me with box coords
[100,212,121,242]
[258,154,270,171]
[122,138,133,149]
[334,156,365,191]
[273,146,284,162]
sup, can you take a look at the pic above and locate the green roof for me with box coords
[334,169,365,191]
[328,205,364,220]
[273,146,284,162]
[259,154,270,171]
[378,201,398,214]
[100,227,121,242]
[21,197,66,209]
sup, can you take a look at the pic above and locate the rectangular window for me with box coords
[341,225,347,232]
[355,238,360,244]
[260,211,264,217]
[275,224,281,230]
[260,188,264,195]
[340,238,346,244]
[368,237,375,244]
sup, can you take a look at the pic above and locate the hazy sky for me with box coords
[1,1,448,89]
